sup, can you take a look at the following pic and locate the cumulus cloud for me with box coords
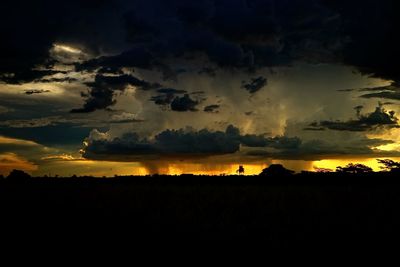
[81,123,400,162]
[81,125,302,160]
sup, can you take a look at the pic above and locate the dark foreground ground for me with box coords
[1,173,400,247]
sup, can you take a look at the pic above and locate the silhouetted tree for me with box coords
[259,164,294,176]
[0,174,4,180]
[377,159,400,172]
[7,169,31,181]
[336,163,373,174]
[236,165,245,175]
[314,167,333,173]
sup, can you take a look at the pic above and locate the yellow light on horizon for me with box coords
[312,158,398,172]
[33,156,400,177]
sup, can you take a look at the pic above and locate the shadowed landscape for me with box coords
[2,162,400,246]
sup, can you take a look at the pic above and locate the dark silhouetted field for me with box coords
[1,172,400,247]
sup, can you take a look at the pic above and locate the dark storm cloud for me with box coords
[82,126,241,159]
[306,104,399,132]
[247,137,397,160]
[150,94,175,107]
[97,66,124,75]
[204,105,220,113]
[89,74,161,91]
[75,45,158,72]
[39,77,78,83]
[171,94,200,112]
[2,0,400,86]
[323,0,400,82]
[24,89,51,95]
[198,67,217,77]
[71,87,115,113]
[240,134,301,149]
[70,0,345,77]
[0,0,119,83]
[0,70,64,84]
[157,88,187,94]
[358,83,400,101]
[71,74,161,112]
[241,76,268,94]
[81,125,303,160]
[150,88,188,109]
[296,138,396,159]
[339,83,400,101]
[361,92,400,101]
[302,127,325,131]
[357,84,400,92]
[337,89,355,92]
[82,123,400,161]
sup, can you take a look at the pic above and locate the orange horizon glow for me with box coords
[21,156,400,177]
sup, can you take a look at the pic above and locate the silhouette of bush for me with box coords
[314,167,333,173]
[259,164,294,176]
[377,159,400,172]
[7,169,31,181]
[236,165,245,175]
[336,163,373,174]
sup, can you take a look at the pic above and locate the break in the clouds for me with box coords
[2,0,400,174]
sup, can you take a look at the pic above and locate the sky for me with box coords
[1,0,400,176]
